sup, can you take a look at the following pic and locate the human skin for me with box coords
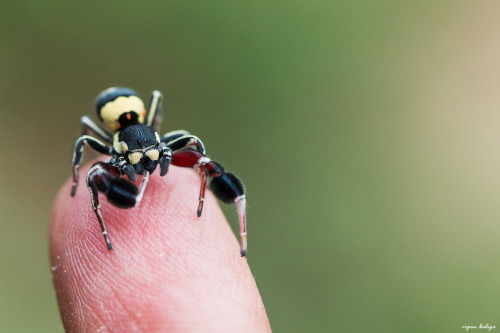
[50,163,271,332]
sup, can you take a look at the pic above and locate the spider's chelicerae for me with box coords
[71,87,247,256]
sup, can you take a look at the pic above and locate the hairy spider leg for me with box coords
[80,116,113,160]
[160,129,191,142]
[86,162,150,250]
[145,90,163,131]
[86,162,119,250]
[80,116,113,143]
[162,134,206,154]
[171,150,247,256]
[197,172,208,217]
[134,170,150,207]
[235,195,247,257]
[163,134,207,214]
[71,136,113,196]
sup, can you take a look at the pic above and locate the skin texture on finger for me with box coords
[50,163,270,332]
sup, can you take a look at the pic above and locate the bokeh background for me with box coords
[1,1,500,331]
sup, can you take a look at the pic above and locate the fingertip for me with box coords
[50,164,270,332]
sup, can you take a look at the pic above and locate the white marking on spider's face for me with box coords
[155,132,160,143]
[100,96,145,132]
[129,151,143,164]
[119,141,128,154]
[145,149,159,161]
[111,134,131,155]
[113,132,121,153]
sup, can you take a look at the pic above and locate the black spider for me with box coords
[71,87,247,256]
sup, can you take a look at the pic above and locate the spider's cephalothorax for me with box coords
[71,87,247,256]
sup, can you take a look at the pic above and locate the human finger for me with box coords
[50,163,271,332]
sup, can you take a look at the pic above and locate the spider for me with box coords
[71,87,247,256]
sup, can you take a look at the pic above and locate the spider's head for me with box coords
[95,87,146,132]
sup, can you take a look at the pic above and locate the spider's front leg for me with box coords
[71,135,113,196]
[171,149,247,256]
[86,161,150,250]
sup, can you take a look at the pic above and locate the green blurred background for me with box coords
[1,1,500,331]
